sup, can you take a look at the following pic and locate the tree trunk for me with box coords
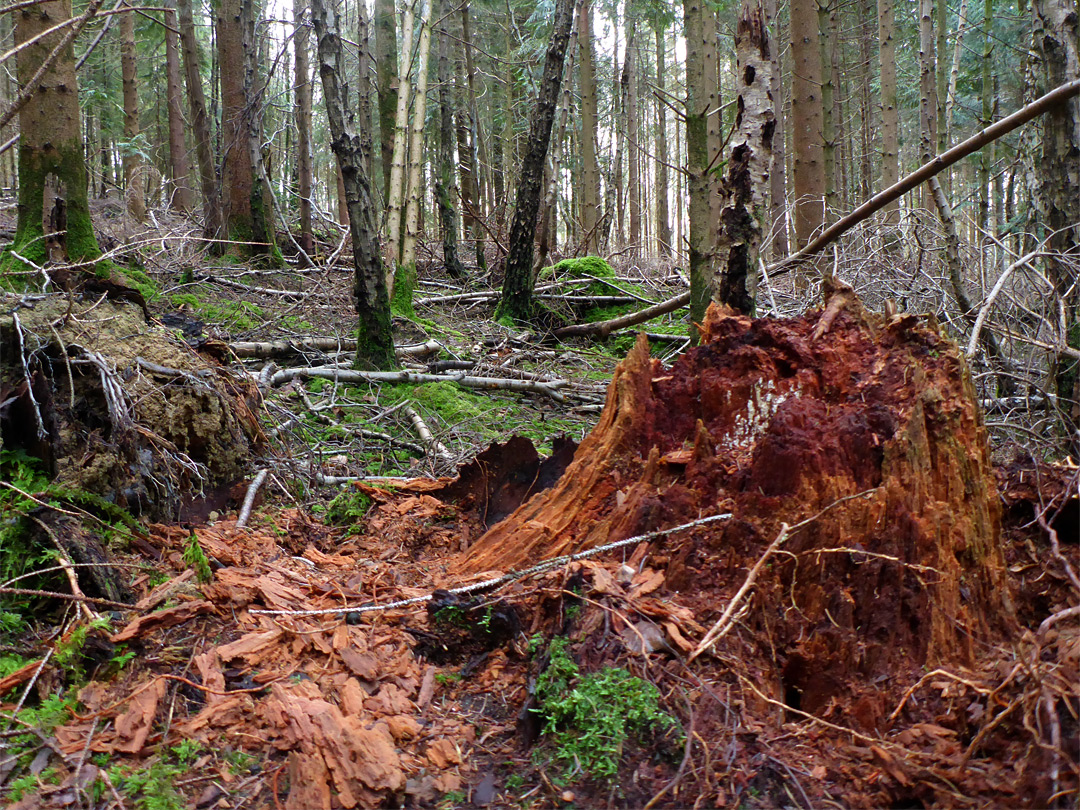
[357,0,374,182]
[817,0,837,221]
[294,0,314,260]
[766,0,788,258]
[878,0,900,221]
[703,6,722,249]
[163,5,193,212]
[684,0,716,323]
[1032,0,1080,442]
[791,0,825,253]
[291,0,313,263]
[217,0,276,256]
[918,0,939,211]
[578,0,601,255]
[625,28,641,258]
[177,0,222,247]
[385,0,416,276]
[120,4,146,222]
[654,23,672,257]
[310,0,396,370]
[7,0,102,269]
[978,0,994,232]
[435,0,466,280]
[714,0,775,314]
[497,0,575,322]
[401,0,433,278]
[374,0,397,197]
[461,2,490,222]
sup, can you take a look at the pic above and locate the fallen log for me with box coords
[269,366,567,401]
[553,290,691,339]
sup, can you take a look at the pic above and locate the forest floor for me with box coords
[2,209,1079,809]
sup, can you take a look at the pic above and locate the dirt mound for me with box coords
[1,295,262,519]
[464,300,1014,690]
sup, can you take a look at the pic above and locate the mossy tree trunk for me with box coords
[498,0,575,323]
[6,0,101,274]
[310,0,396,370]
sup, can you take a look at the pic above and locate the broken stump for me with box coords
[461,302,1014,692]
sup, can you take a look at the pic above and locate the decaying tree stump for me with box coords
[462,300,1014,694]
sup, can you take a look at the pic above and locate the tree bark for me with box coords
[176,0,222,246]
[766,0,788,257]
[878,0,900,221]
[373,0,396,197]
[120,4,146,222]
[685,0,718,324]
[713,0,775,314]
[791,0,825,251]
[401,0,433,275]
[294,0,314,260]
[163,4,193,212]
[654,23,672,257]
[435,0,465,280]
[7,0,102,270]
[310,0,396,370]
[498,0,575,322]
[625,28,641,257]
[578,0,601,255]
[1032,0,1080,440]
[816,0,837,220]
[385,0,416,275]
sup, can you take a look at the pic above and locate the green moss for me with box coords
[325,488,373,526]
[168,291,265,332]
[531,637,681,782]
[391,263,417,318]
[121,266,161,303]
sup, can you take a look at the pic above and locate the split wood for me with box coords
[249,511,734,617]
[269,366,568,401]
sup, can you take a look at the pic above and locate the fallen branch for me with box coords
[553,290,691,339]
[403,405,454,463]
[235,468,268,529]
[229,337,442,360]
[768,78,1080,275]
[269,366,567,401]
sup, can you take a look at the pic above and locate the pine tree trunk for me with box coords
[8,0,102,269]
[294,0,314,260]
[460,3,490,221]
[374,0,397,197]
[177,0,222,246]
[436,0,465,280]
[310,0,396,370]
[918,0,939,209]
[1032,0,1080,442]
[357,1,374,182]
[385,0,416,276]
[878,0,900,221]
[625,29,641,258]
[401,0,433,274]
[497,0,574,322]
[654,23,672,257]
[164,5,193,212]
[684,0,716,323]
[578,0,601,255]
[791,0,825,252]
[454,54,484,269]
[977,0,993,232]
[120,5,146,222]
[817,0,837,221]
[766,0,788,258]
